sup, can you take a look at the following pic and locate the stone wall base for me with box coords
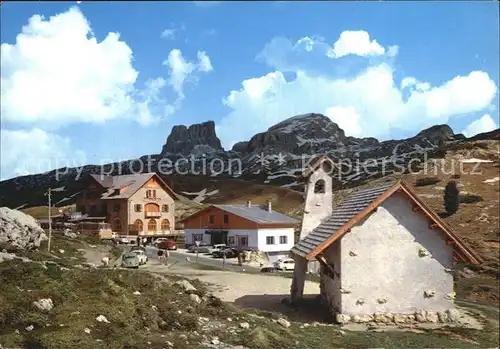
[335,308,460,325]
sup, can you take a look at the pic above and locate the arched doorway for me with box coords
[161,219,170,232]
[134,219,143,233]
[148,218,157,232]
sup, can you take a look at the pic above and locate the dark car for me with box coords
[212,248,239,259]
[157,240,177,251]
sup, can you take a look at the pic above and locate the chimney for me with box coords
[267,200,272,212]
[246,200,252,207]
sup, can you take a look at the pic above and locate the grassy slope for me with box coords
[1,236,499,349]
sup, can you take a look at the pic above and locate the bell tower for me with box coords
[299,156,334,240]
[290,156,334,304]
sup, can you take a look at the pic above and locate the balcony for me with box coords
[145,211,161,218]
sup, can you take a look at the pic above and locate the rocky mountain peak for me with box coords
[415,124,455,142]
[236,113,348,154]
[161,120,223,156]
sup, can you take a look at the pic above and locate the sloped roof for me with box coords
[292,180,483,265]
[181,204,299,225]
[90,173,178,200]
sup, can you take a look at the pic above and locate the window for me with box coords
[238,236,248,246]
[223,214,229,224]
[314,179,326,194]
[266,236,275,245]
[148,218,157,232]
[279,236,288,244]
[162,204,169,212]
[161,219,170,231]
[134,204,142,212]
[228,236,235,246]
[146,190,157,198]
[113,204,120,212]
[193,234,203,242]
[209,215,215,224]
[134,219,143,232]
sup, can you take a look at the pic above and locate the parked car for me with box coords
[209,244,227,254]
[156,239,177,251]
[129,249,148,265]
[130,245,146,252]
[153,238,168,247]
[188,242,211,254]
[115,236,129,245]
[274,258,295,271]
[121,252,140,269]
[212,248,239,258]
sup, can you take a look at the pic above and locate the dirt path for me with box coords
[81,245,112,265]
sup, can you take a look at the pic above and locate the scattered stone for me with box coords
[446,308,460,322]
[96,315,110,323]
[415,310,427,322]
[374,313,393,324]
[211,337,220,345]
[239,322,250,329]
[70,311,80,316]
[101,257,110,266]
[177,310,182,314]
[25,325,34,332]
[58,249,65,254]
[336,313,350,324]
[133,291,141,295]
[437,311,449,323]
[189,293,202,304]
[33,298,54,312]
[277,318,291,328]
[179,334,188,340]
[426,311,439,323]
[339,330,346,336]
[152,305,158,311]
[175,280,196,293]
[84,328,91,334]
[165,341,173,347]
[227,317,232,322]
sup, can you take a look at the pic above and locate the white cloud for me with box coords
[217,33,498,148]
[462,114,499,137]
[324,106,362,136]
[197,51,213,72]
[0,128,86,180]
[161,23,185,40]
[1,8,210,129]
[328,30,387,58]
[163,48,213,100]
[161,28,176,39]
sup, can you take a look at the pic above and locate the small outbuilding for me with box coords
[290,156,482,324]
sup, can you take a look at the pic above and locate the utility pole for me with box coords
[47,188,52,253]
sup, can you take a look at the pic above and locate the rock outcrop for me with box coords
[161,121,223,156]
[0,207,47,250]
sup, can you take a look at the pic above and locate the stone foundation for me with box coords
[335,308,460,325]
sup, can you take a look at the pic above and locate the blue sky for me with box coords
[1,1,499,180]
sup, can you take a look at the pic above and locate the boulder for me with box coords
[0,207,47,250]
[277,318,291,328]
[33,298,54,312]
[175,280,197,293]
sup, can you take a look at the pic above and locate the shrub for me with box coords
[460,194,484,204]
[415,177,441,187]
[444,180,460,215]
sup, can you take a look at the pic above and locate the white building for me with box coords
[181,201,299,262]
[290,156,483,324]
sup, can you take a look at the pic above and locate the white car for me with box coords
[274,258,295,271]
[116,236,129,244]
[209,244,228,254]
[130,249,148,265]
